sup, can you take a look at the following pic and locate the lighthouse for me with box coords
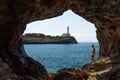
[67,26,69,34]
[62,26,71,36]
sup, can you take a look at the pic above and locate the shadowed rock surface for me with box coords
[97,64,120,80]
[0,50,49,80]
[0,0,120,80]
[52,68,89,80]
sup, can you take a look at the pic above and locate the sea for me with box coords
[24,42,99,73]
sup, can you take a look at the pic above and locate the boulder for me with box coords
[53,68,89,80]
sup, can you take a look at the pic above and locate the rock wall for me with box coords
[70,0,120,57]
[0,51,49,80]
[0,0,120,79]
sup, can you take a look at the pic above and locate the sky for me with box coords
[24,10,98,42]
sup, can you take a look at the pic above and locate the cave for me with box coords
[23,10,99,73]
[0,0,120,80]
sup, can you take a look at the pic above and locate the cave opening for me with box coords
[23,10,99,73]
[1,1,119,79]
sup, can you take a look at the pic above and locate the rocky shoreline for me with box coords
[0,53,118,80]
[22,35,78,44]
[48,57,113,80]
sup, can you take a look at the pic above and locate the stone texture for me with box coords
[0,0,120,79]
[0,58,22,80]
[97,64,120,80]
[53,68,89,80]
[0,50,49,80]
[48,73,56,80]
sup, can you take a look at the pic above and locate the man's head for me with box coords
[92,44,94,48]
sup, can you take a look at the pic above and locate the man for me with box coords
[91,44,95,63]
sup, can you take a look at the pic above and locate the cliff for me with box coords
[22,34,78,44]
[0,0,120,80]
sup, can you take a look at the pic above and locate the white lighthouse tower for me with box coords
[67,26,69,34]
[62,26,71,36]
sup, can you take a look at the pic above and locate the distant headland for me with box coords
[22,27,78,44]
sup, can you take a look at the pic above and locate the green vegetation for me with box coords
[22,33,71,42]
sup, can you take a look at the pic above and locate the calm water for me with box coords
[24,42,99,73]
